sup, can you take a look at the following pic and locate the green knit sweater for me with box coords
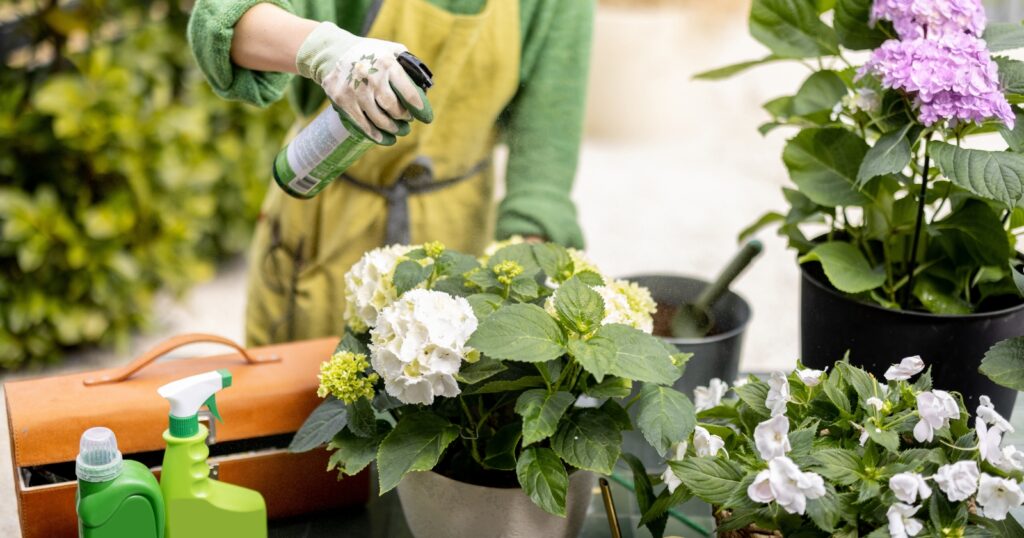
[187,0,593,248]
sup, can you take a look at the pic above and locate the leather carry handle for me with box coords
[83,333,281,386]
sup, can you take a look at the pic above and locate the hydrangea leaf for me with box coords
[393,259,431,295]
[456,355,507,385]
[531,243,573,283]
[586,376,633,399]
[467,304,566,363]
[857,123,914,185]
[671,457,745,506]
[334,330,370,356]
[327,430,378,476]
[791,71,848,116]
[516,446,569,517]
[289,396,348,453]
[487,243,540,276]
[798,242,886,294]
[929,141,1024,210]
[980,337,1024,391]
[346,398,377,438]
[550,408,621,474]
[635,383,697,456]
[462,375,546,395]
[466,293,505,320]
[1012,261,1024,296]
[693,55,780,81]
[377,412,459,493]
[483,421,522,471]
[596,324,681,385]
[784,127,872,207]
[749,0,840,59]
[1000,109,1024,153]
[932,201,1012,267]
[515,389,576,446]
[834,0,888,50]
[996,57,1024,99]
[985,23,1024,53]
[913,277,972,316]
[554,277,605,334]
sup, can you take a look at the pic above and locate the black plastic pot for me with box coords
[621,275,752,470]
[800,263,1024,415]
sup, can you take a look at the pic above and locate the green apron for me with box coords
[246,0,521,345]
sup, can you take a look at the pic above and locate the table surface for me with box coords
[268,395,1024,538]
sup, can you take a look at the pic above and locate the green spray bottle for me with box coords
[76,427,165,538]
[271,51,434,199]
[157,369,266,538]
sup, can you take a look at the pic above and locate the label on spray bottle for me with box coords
[273,109,373,197]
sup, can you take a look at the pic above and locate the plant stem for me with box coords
[903,137,931,308]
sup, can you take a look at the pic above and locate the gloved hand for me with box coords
[296,22,433,145]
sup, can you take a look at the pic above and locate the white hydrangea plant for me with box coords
[636,355,1024,538]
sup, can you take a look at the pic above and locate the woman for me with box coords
[188,0,593,345]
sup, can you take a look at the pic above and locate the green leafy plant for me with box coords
[290,240,695,517]
[639,355,1024,537]
[710,0,1024,314]
[0,2,292,367]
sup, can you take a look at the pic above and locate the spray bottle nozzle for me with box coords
[158,369,233,438]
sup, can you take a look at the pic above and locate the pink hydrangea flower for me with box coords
[871,0,987,39]
[858,34,1015,128]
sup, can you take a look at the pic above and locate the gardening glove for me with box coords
[296,21,433,145]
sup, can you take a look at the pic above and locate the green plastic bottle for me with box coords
[76,427,164,538]
[157,369,266,538]
[271,51,434,199]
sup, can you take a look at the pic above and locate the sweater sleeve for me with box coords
[187,0,299,107]
[495,0,595,249]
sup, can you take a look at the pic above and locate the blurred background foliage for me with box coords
[0,0,293,368]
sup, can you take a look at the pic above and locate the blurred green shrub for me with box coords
[0,2,293,367]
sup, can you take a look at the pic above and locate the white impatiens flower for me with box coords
[885,356,925,381]
[977,473,1024,521]
[343,244,415,332]
[866,397,885,412]
[754,415,792,461]
[851,422,869,446]
[886,503,924,538]
[998,446,1024,473]
[977,420,1009,468]
[746,456,826,515]
[593,279,657,333]
[765,371,791,417]
[797,368,823,387]
[913,390,960,443]
[573,395,603,408]
[660,441,688,494]
[694,378,729,412]
[934,461,979,502]
[977,395,1014,433]
[889,473,932,504]
[692,426,725,457]
[369,289,478,405]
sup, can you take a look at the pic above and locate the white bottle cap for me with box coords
[75,427,124,483]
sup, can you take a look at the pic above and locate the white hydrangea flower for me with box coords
[913,390,960,443]
[369,289,478,405]
[746,456,825,515]
[692,426,725,457]
[977,395,1014,432]
[593,279,657,333]
[343,244,415,332]
[567,248,602,275]
[886,503,924,538]
[765,371,791,417]
[885,356,925,381]
[977,474,1024,521]
[694,378,728,412]
[934,461,979,502]
[889,472,932,504]
[754,415,791,461]
[797,368,823,387]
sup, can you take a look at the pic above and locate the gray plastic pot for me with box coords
[621,275,752,470]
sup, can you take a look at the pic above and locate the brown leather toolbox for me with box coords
[4,333,369,538]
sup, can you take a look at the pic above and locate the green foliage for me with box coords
[300,241,684,517]
[980,336,1024,391]
[701,0,1024,314]
[0,2,293,367]
[642,359,1024,535]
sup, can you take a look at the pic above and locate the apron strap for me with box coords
[360,0,386,36]
[340,156,490,245]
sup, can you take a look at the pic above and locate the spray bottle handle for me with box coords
[203,395,223,423]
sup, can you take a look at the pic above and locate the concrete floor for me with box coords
[2,1,1012,535]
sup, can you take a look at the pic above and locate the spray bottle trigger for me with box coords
[203,395,223,423]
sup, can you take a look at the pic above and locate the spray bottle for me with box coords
[272,52,434,199]
[76,427,164,538]
[157,369,266,538]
